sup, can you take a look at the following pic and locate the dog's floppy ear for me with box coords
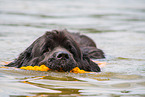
[89,59,101,72]
[77,54,101,72]
[6,44,33,68]
[84,54,101,72]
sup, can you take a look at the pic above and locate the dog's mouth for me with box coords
[49,60,76,72]
[38,49,77,71]
[39,58,76,72]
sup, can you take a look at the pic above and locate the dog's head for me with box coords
[31,30,83,71]
[7,30,101,72]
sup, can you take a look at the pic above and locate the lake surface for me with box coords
[0,0,145,97]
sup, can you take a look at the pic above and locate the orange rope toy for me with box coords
[20,65,89,73]
[1,61,106,73]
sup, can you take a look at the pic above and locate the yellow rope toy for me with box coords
[20,65,89,73]
[1,61,106,73]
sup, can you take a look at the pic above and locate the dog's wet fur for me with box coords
[6,30,105,72]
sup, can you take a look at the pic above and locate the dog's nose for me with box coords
[56,51,70,60]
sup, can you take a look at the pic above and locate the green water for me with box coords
[0,0,145,97]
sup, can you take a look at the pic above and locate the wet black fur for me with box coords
[6,30,105,72]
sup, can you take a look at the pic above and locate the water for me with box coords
[0,0,145,97]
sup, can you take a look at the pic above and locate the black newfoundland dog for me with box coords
[6,30,105,72]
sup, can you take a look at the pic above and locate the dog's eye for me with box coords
[43,48,50,53]
[68,45,72,50]
[68,45,75,53]
[47,48,50,52]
